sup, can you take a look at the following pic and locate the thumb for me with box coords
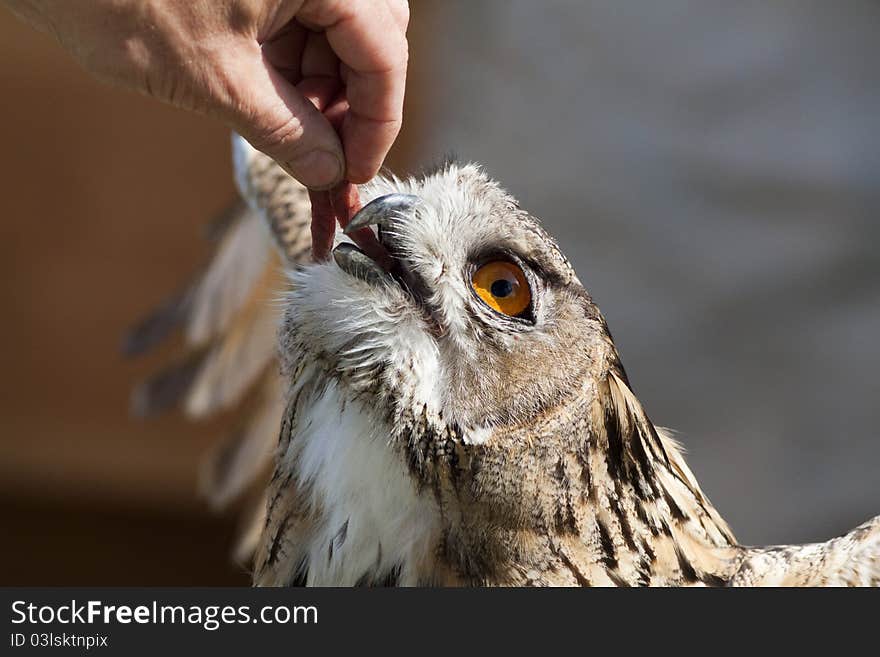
[222,49,345,190]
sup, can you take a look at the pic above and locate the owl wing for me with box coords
[729,515,880,586]
[125,135,311,562]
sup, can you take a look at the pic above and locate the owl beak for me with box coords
[343,194,421,235]
[337,193,426,296]
[332,242,391,285]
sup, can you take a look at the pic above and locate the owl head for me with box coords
[282,164,618,436]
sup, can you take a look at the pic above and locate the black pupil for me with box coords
[491,278,514,298]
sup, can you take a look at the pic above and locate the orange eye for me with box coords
[471,260,531,317]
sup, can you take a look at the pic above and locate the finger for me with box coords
[297,76,342,116]
[385,0,410,32]
[299,0,408,182]
[261,20,308,81]
[222,41,344,189]
[297,29,344,113]
[262,25,342,130]
[339,102,402,183]
[300,29,339,79]
[323,91,349,132]
[316,80,394,189]
[324,93,395,266]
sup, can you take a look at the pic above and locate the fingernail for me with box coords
[287,150,344,190]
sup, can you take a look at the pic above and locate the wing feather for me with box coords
[122,287,193,357]
[731,515,880,586]
[184,251,284,417]
[130,349,207,417]
[186,204,273,347]
[126,134,313,565]
[198,373,283,511]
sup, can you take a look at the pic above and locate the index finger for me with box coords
[299,0,408,182]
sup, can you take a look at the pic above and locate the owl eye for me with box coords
[471,260,532,317]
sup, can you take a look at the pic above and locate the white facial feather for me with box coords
[284,262,441,404]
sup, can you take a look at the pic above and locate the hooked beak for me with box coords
[333,192,443,334]
[333,194,422,285]
[343,193,421,235]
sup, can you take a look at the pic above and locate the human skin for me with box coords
[2,0,409,190]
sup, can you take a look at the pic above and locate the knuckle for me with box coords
[246,114,307,155]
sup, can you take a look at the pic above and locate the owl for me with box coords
[127,135,879,586]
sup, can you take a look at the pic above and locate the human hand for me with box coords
[3,0,409,189]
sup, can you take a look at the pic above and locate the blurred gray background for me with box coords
[412,0,880,545]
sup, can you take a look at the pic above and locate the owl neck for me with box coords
[426,366,742,586]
